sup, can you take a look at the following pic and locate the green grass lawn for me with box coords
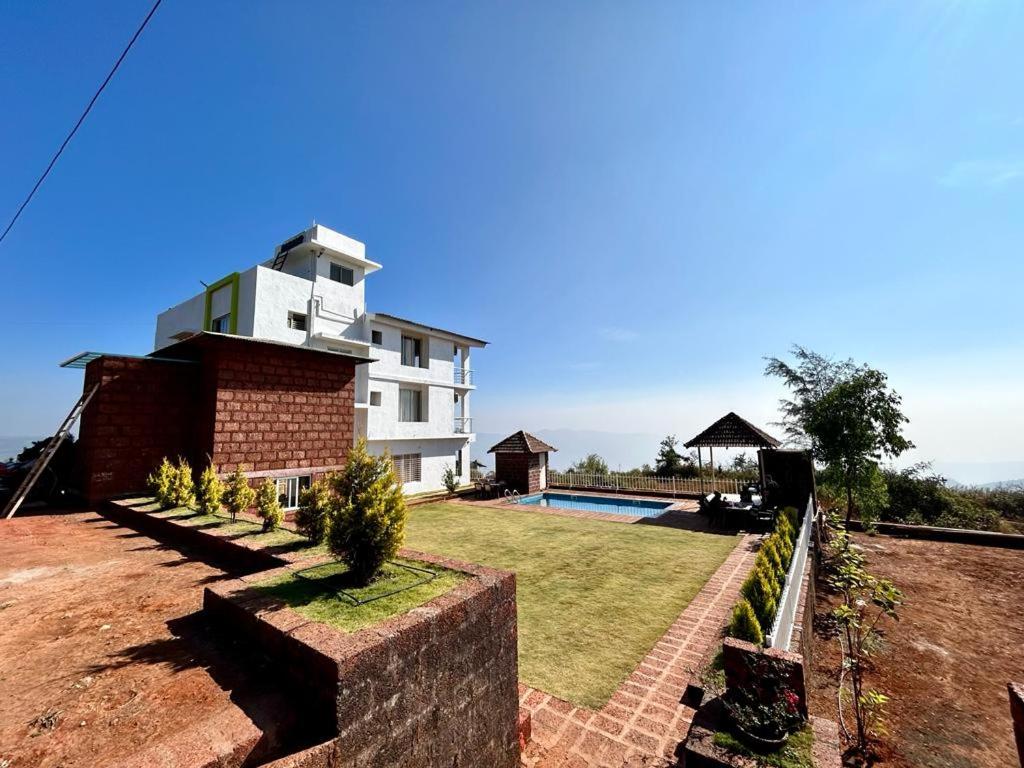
[254,559,465,632]
[405,502,739,708]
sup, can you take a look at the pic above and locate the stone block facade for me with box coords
[204,549,520,768]
[722,637,808,718]
[78,356,202,502]
[76,334,362,502]
[495,452,544,494]
[200,336,356,476]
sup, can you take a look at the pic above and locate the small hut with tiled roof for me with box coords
[487,430,557,494]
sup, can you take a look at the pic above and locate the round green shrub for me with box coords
[171,458,196,509]
[147,457,176,509]
[295,479,332,544]
[223,465,256,522]
[256,478,283,532]
[728,599,764,645]
[327,439,407,585]
[196,462,225,516]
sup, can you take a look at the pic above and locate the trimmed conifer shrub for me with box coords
[196,462,225,516]
[256,478,283,532]
[147,457,176,509]
[761,537,785,579]
[728,599,764,645]
[171,458,196,509]
[327,439,406,585]
[223,466,255,523]
[741,566,778,629]
[295,479,332,544]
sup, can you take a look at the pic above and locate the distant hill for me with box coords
[0,436,41,462]
[474,429,665,472]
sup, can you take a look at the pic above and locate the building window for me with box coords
[330,263,354,286]
[287,311,307,331]
[276,475,311,510]
[371,329,383,345]
[455,450,462,478]
[399,387,424,421]
[210,313,230,333]
[401,335,427,368]
[392,453,422,484]
[369,391,382,406]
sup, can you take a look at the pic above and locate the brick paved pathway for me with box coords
[520,533,760,768]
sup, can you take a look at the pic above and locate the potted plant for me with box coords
[722,655,804,750]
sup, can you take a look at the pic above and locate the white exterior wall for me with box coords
[367,438,469,495]
[151,225,480,495]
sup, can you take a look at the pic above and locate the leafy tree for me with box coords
[327,439,407,585]
[806,372,912,523]
[171,458,196,509]
[442,465,459,495]
[256,478,283,532]
[766,348,913,523]
[569,453,609,475]
[764,346,862,449]
[824,515,903,757]
[295,479,332,544]
[222,465,255,522]
[655,436,685,477]
[196,462,225,516]
[147,457,176,509]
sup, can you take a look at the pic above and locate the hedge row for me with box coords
[728,506,800,645]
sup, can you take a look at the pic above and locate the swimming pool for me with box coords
[516,492,673,518]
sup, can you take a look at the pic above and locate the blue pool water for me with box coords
[516,492,672,518]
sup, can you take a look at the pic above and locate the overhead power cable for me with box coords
[0,0,164,246]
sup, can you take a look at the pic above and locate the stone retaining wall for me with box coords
[204,550,520,768]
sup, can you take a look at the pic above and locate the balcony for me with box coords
[453,368,474,386]
[454,416,474,434]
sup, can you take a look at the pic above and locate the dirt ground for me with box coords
[0,511,314,768]
[808,533,1024,768]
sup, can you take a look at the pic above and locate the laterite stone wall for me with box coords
[78,356,202,503]
[75,335,360,502]
[204,549,521,768]
[202,337,356,477]
[495,453,543,494]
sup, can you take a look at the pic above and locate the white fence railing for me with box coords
[766,495,815,651]
[548,470,745,496]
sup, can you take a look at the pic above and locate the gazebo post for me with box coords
[698,447,704,494]
[709,446,715,491]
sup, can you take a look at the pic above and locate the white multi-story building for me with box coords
[153,224,486,495]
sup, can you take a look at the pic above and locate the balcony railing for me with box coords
[454,416,474,434]
[453,368,474,386]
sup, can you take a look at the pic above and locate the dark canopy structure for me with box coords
[683,412,781,493]
[683,412,781,450]
[487,430,557,455]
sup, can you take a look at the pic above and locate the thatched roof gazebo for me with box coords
[683,411,781,493]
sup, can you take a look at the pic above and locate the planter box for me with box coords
[203,550,520,768]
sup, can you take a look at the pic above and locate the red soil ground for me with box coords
[808,534,1024,768]
[0,511,314,768]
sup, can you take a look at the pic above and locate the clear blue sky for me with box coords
[2,1,1022,476]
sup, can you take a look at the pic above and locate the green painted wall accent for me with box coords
[203,272,240,334]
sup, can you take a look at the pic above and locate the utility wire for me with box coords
[0,0,164,247]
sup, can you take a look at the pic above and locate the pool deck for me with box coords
[462,490,700,527]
